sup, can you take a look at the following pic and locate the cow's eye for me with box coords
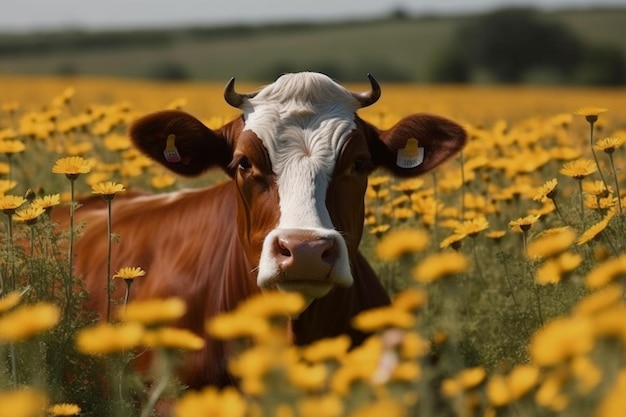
[238,157,252,170]
[353,157,373,174]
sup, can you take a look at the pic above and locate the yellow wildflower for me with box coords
[0,179,17,194]
[583,180,612,197]
[594,136,624,154]
[413,252,470,283]
[0,388,48,417]
[118,297,186,324]
[228,345,277,395]
[75,322,144,355]
[486,365,539,407]
[392,288,427,312]
[559,158,596,180]
[0,139,25,154]
[13,206,45,225]
[439,232,465,249]
[142,327,205,351]
[0,303,60,342]
[238,291,306,318]
[572,106,607,123]
[535,370,569,412]
[0,292,20,313]
[52,156,93,178]
[573,284,622,316]
[207,311,270,340]
[349,399,405,417]
[508,214,540,233]
[301,335,351,363]
[151,173,177,189]
[595,369,626,417]
[352,306,415,332]
[486,230,506,242]
[527,227,575,259]
[392,178,424,195]
[533,178,558,202]
[375,228,429,261]
[390,361,421,382]
[112,267,146,281]
[103,133,131,151]
[454,216,489,237]
[298,394,344,417]
[288,361,328,391]
[368,176,390,193]
[32,194,61,214]
[173,386,247,417]
[399,332,430,359]
[529,316,594,366]
[91,181,126,198]
[577,216,611,246]
[571,355,601,394]
[369,224,391,239]
[48,403,81,416]
[0,194,26,214]
[586,255,626,289]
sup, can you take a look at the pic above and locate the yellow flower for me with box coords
[206,311,270,340]
[173,386,247,417]
[577,217,611,246]
[535,252,582,285]
[301,335,351,363]
[0,179,17,194]
[571,355,601,394]
[533,178,558,202]
[75,322,144,355]
[582,180,612,197]
[486,230,506,242]
[391,207,414,222]
[288,361,328,390]
[399,332,430,359]
[331,337,383,394]
[91,181,126,198]
[118,297,186,324]
[390,361,421,382]
[439,232,465,249]
[0,303,60,342]
[585,255,626,289]
[559,158,597,180]
[508,214,540,233]
[486,365,539,407]
[368,176,390,192]
[572,106,607,123]
[0,139,25,154]
[0,292,20,313]
[151,173,177,189]
[32,194,61,214]
[52,156,94,178]
[392,288,427,312]
[529,316,594,366]
[375,228,429,261]
[238,291,306,318]
[352,306,415,332]
[112,266,146,281]
[573,284,622,316]
[595,369,626,417]
[48,403,81,416]
[412,252,470,283]
[349,399,405,417]
[369,224,391,239]
[454,216,489,237]
[0,194,26,214]
[298,394,344,417]
[594,136,624,154]
[13,206,45,224]
[442,366,486,397]
[527,227,575,259]
[103,133,131,151]
[142,327,205,351]
[392,178,424,195]
[535,371,569,412]
[0,388,48,417]
[228,345,278,395]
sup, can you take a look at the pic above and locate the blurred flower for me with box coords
[375,228,429,261]
[151,173,177,189]
[207,311,269,340]
[352,306,415,332]
[238,291,305,319]
[559,158,596,180]
[586,254,626,289]
[577,216,611,246]
[368,176,390,193]
[173,386,247,417]
[301,335,351,363]
[442,366,486,397]
[0,388,48,417]
[392,288,427,312]
[454,216,489,237]
[392,178,424,196]
[0,303,60,342]
[413,252,470,283]
[142,327,205,351]
[399,332,430,359]
[103,133,131,151]
[118,297,186,324]
[530,316,594,366]
[439,232,465,249]
[535,370,569,412]
[75,322,144,355]
[573,284,622,316]
[526,227,576,259]
[298,394,343,417]
[571,355,602,394]
[0,139,25,155]
[48,403,81,416]
[0,194,26,215]
[595,369,626,417]
[288,361,328,391]
[0,292,20,313]
[583,180,612,197]
[534,252,582,285]
[572,106,607,123]
[486,365,540,407]
[0,179,17,194]
[369,224,391,239]
[486,230,506,243]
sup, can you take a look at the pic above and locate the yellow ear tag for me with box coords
[163,134,182,163]
[396,138,424,169]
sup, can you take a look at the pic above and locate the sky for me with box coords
[1,0,625,32]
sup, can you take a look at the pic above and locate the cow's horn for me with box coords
[351,74,381,108]
[224,77,258,108]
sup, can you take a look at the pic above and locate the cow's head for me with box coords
[130,72,466,303]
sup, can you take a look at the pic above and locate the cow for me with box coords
[66,72,466,389]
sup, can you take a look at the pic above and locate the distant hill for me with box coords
[0,7,625,83]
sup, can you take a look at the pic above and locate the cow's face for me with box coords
[129,72,467,303]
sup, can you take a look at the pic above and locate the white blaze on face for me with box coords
[242,73,360,290]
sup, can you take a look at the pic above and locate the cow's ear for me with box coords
[368,113,467,177]
[129,110,237,177]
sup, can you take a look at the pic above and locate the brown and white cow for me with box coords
[69,72,466,388]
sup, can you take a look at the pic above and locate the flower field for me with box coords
[1,74,626,417]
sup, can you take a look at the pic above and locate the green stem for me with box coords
[589,121,610,192]
[459,151,466,218]
[140,353,172,417]
[499,250,531,339]
[67,178,75,322]
[608,154,623,215]
[106,199,113,322]
[577,180,585,228]
[7,214,14,291]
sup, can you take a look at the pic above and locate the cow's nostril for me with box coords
[276,237,292,258]
[321,242,339,265]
